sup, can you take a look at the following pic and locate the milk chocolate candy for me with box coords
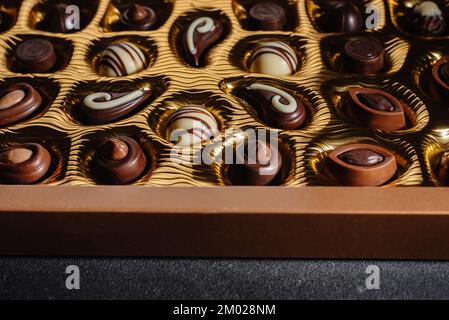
[239,82,306,130]
[325,143,397,186]
[348,87,406,130]
[181,16,224,67]
[80,89,152,124]
[0,143,52,184]
[0,83,43,126]
[228,139,282,186]
[120,4,157,31]
[15,39,57,73]
[248,2,286,31]
[407,1,447,36]
[93,136,147,185]
[343,36,385,74]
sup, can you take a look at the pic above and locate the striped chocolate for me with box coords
[166,105,218,147]
[98,42,147,77]
[249,41,298,76]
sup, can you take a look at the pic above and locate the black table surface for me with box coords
[1,257,449,299]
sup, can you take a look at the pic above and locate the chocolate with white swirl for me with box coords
[182,16,224,67]
[166,105,218,147]
[238,83,306,130]
[228,139,282,186]
[249,41,298,76]
[79,89,152,124]
[0,143,52,184]
[98,42,147,77]
[0,83,43,126]
[93,136,147,185]
[407,1,446,36]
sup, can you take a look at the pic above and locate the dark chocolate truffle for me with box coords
[428,56,449,102]
[0,83,43,126]
[120,4,157,31]
[325,143,397,186]
[79,89,152,124]
[248,2,286,31]
[348,87,406,131]
[322,0,364,32]
[407,1,446,36]
[45,3,77,33]
[15,39,57,73]
[343,36,385,74]
[93,136,147,185]
[228,139,282,186]
[181,16,224,67]
[0,143,51,184]
[238,82,306,130]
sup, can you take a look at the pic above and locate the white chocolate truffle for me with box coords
[98,42,147,77]
[249,41,298,76]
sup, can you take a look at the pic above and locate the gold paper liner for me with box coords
[0,0,447,187]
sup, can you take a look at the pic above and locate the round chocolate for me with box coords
[249,41,299,76]
[407,1,446,36]
[240,82,306,130]
[323,0,364,32]
[79,89,152,124]
[120,4,157,31]
[98,42,147,77]
[93,136,147,185]
[343,36,384,74]
[182,16,224,67]
[248,2,286,31]
[325,143,397,186]
[348,87,406,131]
[228,139,282,186]
[15,39,57,73]
[0,143,51,184]
[0,83,43,126]
[165,105,218,147]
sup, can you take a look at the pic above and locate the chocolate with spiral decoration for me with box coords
[0,143,52,184]
[249,41,298,76]
[0,83,43,126]
[182,16,224,67]
[239,83,306,130]
[93,136,147,185]
[80,89,152,124]
[98,42,147,77]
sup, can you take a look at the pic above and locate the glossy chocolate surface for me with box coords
[322,0,364,32]
[0,83,43,126]
[343,36,384,74]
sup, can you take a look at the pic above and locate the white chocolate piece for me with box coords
[98,42,147,77]
[414,1,442,17]
[83,90,145,110]
[247,83,297,113]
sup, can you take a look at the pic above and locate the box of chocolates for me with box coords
[1,0,449,259]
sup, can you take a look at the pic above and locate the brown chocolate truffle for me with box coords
[322,0,364,33]
[0,143,52,184]
[0,83,43,126]
[325,143,397,186]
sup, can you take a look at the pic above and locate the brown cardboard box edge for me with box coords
[1,186,449,259]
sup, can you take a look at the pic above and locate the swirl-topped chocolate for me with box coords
[249,41,298,76]
[228,139,282,186]
[93,136,147,185]
[348,88,406,131]
[181,16,224,67]
[407,1,446,36]
[79,89,152,124]
[0,83,43,126]
[239,82,306,130]
[0,143,51,184]
[325,143,397,186]
[165,105,218,147]
[120,4,157,31]
[98,42,148,77]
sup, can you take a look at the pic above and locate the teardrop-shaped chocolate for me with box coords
[182,16,224,67]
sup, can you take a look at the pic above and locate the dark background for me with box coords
[1,257,449,299]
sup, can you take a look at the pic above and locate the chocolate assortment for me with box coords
[0,0,448,188]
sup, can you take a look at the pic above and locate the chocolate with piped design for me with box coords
[98,42,147,77]
[181,16,224,67]
[325,143,397,186]
[15,39,57,73]
[248,2,286,31]
[343,36,385,74]
[238,82,306,130]
[79,89,152,124]
[166,105,218,147]
[249,41,298,76]
[93,136,147,185]
[0,143,51,184]
[407,1,446,36]
[120,4,157,31]
[348,87,406,131]
[0,83,43,126]
[228,139,282,186]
